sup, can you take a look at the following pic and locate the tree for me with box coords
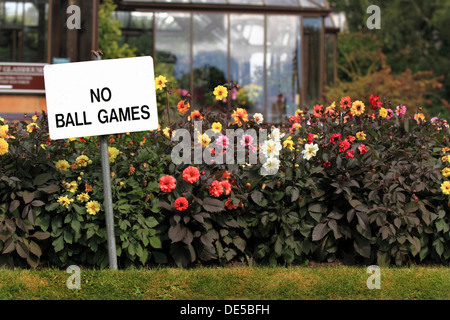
[328,0,450,116]
[98,0,136,59]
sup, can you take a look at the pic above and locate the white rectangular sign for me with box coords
[44,56,158,140]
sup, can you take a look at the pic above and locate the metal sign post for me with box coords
[93,51,118,270]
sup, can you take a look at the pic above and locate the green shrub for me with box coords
[0,86,449,268]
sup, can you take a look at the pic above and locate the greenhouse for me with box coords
[114,0,338,122]
[0,0,337,122]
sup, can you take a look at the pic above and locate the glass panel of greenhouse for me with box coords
[116,1,337,121]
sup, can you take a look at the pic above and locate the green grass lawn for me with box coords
[0,266,448,300]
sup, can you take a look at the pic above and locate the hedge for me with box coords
[0,85,449,268]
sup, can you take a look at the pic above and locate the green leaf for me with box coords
[287,186,299,202]
[33,173,53,186]
[170,243,192,267]
[328,219,340,239]
[27,207,36,225]
[119,219,129,231]
[419,246,429,261]
[250,191,264,205]
[282,249,294,263]
[28,240,42,257]
[404,118,410,132]
[71,219,81,235]
[118,203,131,213]
[145,216,158,228]
[52,235,64,252]
[347,209,355,223]
[64,214,72,224]
[223,235,232,245]
[139,249,148,265]
[22,191,34,204]
[39,215,51,232]
[377,251,390,266]
[274,238,282,256]
[72,203,85,215]
[9,200,20,213]
[308,203,327,214]
[2,238,15,254]
[14,218,28,233]
[3,218,16,235]
[45,202,59,212]
[63,230,73,244]
[29,231,50,240]
[309,212,322,223]
[38,184,60,194]
[233,236,246,252]
[418,201,431,226]
[354,236,370,258]
[149,236,162,249]
[86,227,96,239]
[31,200,45,207]
[312,223,329,241]
[433,239,444,257]
[356,211,370,232]
[404,201,419,214]
[222,248,234,261]
[216,241,224,258]
[135,243,144,257]
[153,252,168,264]
[16,240,29,258]
[407,236,421,257]
[27,254,40,268]
[435,219,448,233]
[224,218,239,228]
[273,191,284,202]
[128,242,136,256]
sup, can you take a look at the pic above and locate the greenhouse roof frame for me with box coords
[118,0,332,15]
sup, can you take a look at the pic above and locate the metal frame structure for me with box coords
[115,0,337,113]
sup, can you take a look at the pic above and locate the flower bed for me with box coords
[0,84,449,268]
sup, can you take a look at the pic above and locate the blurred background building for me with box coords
[0,0,98,121]
[0,0,339,122]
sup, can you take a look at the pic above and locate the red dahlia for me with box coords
[158,175,176,193]
[346,149,354,159]
[307,133,315,144]
[208,180,224,197]
[369,94,383,110]
[340,96,351,109]
[222,171,231,179]
[330,133,342,145]
[313,104,323,118]
[182,166,200,184]
[221,180,232,196]
[174,197,189,211]
[225,198,238,210]
[358,144,368,155]
[339,140,351,153]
